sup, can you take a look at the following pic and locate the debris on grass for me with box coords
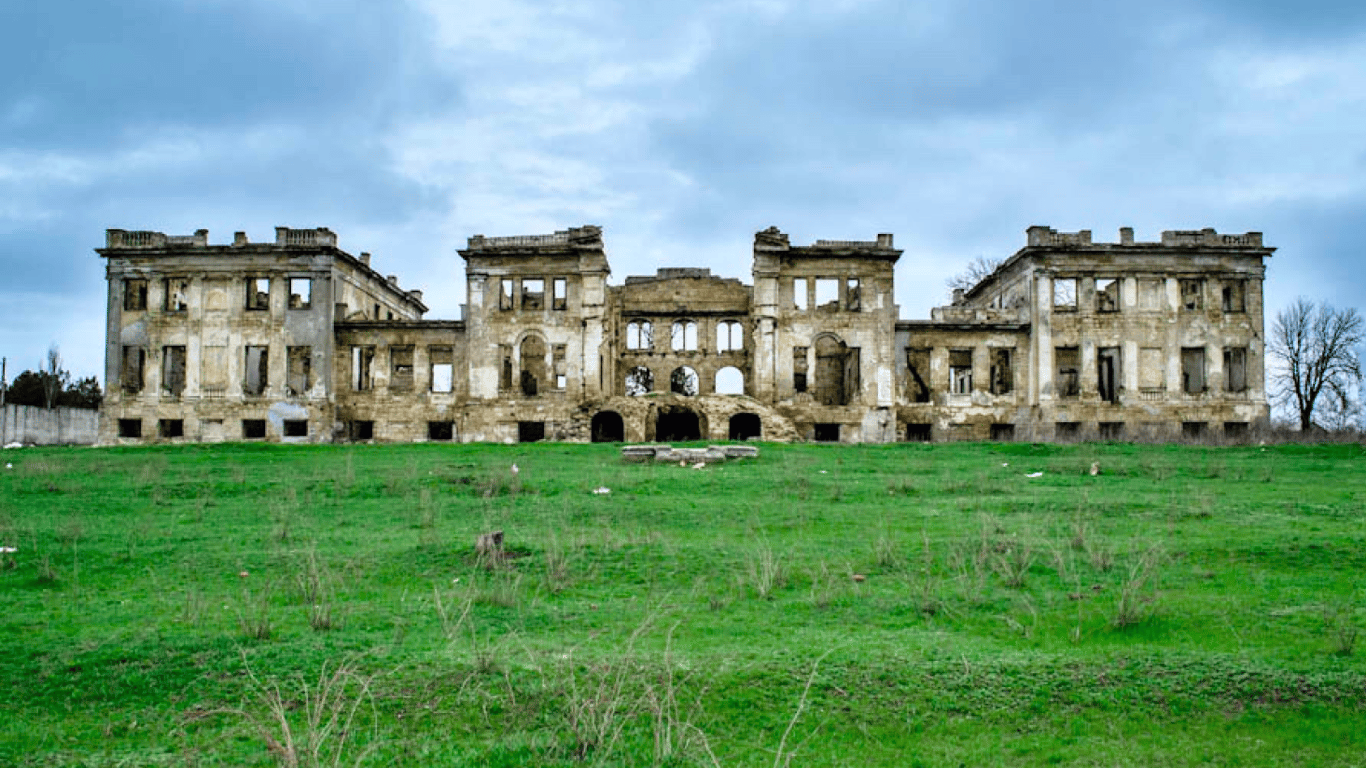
[1025,471,1044,478]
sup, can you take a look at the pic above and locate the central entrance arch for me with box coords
[591,411,624,443]
[654,405,704,442]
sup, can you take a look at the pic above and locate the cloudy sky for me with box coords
[5,0,1365,383]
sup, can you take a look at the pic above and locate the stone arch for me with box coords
[591,411,624,442]
[814,333,859,406]
[729,412,761,441]
[670,366,699,396]
[654,405,704,442]
[625,366,654,396]
[716,319,744,351]
[715,366,744,395]
[671,319,698,351]
[519,335,547,396]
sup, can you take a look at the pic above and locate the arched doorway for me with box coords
[715,366,745,395]
[655,405,703,442]
[729,413,761,441]
[591,411,624,443]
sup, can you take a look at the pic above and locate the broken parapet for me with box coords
[621,444,760,463]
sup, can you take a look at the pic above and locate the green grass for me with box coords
[1,440,1365,766]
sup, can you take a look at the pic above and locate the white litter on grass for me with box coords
[510,463,520,476]
[1002,462,1009,467]
[819,470,828,474]
[692,462,706,470]
[5,463,11,470]
[0,546,17,554]
[3,442,21,450]
[1025,471,1044,478]
[592,486,611,495]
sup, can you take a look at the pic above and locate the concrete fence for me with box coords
[0,404,99,446]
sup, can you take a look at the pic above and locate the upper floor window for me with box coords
[793,278,808,310]
[1222,280,1246,313]
[165,278,189,312]
[1180,279,1204,311]
[1053,278,1076,310]
[815,278,839,310]
[1096,278,1118,313]
[499,278,514,310]
[846,278,861,311]
[552,278,567,310]
[289,278,312,310]
[949,349,973,394]
[522,278,544,310]
[716,320,743,352]
[246,278,270,311]
[671,320,697,352]
[124,279,147,311]
[626,320,653,350]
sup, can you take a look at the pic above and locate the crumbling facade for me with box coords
[98,223,1272,444]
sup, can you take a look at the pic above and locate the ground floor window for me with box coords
[1182,421,1208,440]
[905,423,931,442]
[118,419,142,438]
[990,423,1014,441]
[518,421,546,443]
[1055,421,1081,440]
[428,421,454,441]
[729,413,761,441]
[347,420,374,441]
[243,419,267,439]
[1224,421,1249,440]
[283,420,308,437]
[591,411,624,443]
[158,419,184,438]
[813,423,840,442]
[1098,422,1125,440]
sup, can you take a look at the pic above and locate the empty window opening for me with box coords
[905,423,932,442]
[814,336,859,406]
[430,346,453,393]
[428,421,454,441]
[552,277,567,310]
[1098,347,1121,404]
[793,278,808,310]
[1182,421,1208,440]
[347,420,374,441]
[671,320,698,351]
[499,279,514,310]
[289,278,312,309]
[625,366,654,396]
[1053,278,1076,310]
[124,279,148,311]
[351,346,374,391]
[1096,278,1119,313]
[118,418,142,438]
[815,279,839,310]
[1224,347,1248,393]
[386,311,393,321]
[729,413,761,441]
[1055,421,1081,440]
[794,346,809,393]
[813,423,841,442]
[390,345,414,391]
[287,346,311,396]
[165,278,189,312]
[717,320,744,351]
[283,420,308,438]
[1139,347,1164,391]
[906,348,931,403]
[626,320,653,350]
[1099,422,1125,440]
[373,303,380,320]
[846,278,861,311]
[1182,347,1206,394]
[243,419,267,439]
[591,411,624,443]
[520,336,547,396]
[246,278,270,311]
[1180,279,1204,311]
[1222,280,1246,313]
[553,344,567,390]
[244,346,269,396]
[1055,347,1080,398]
[521,278,544,310]
[1224,421,1249,440]
[518,421,546,443]
[991,423,1015,442]
[655,406,702,442]
[949,349,973,395]
[989,348,1013,395]
[162,345,187,396]
[156,419,184,438]
[715,366,744,395]
[670,366,699,396]
[500,345,513,391]
[121,346,145,393]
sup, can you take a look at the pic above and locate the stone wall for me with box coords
[1,405,99,445]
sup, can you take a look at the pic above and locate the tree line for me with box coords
[4,346,102,410]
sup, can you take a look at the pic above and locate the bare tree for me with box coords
[1268,298,1364,431]
[945,255,1003,297]
[42,346,69,410]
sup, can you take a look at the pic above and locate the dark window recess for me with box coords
[1182,422,1208,440]
[428,421,454,441]
[1055,347,1080,398]
[283,420,308,437]
[906,348,931,402]
[118,419,143,438]
[165,278,189,311]
[124,280,148,311]
[591,412,624,443]
[244,346,269,396]
[990,423,1015,441]
[1224,421,1249,440]
[813,423,841,442]
[729,413,761,441]
[1224,347,1247,393]
[121,346,145,393]
[162,345,187,396]
[1055,421,1081,440]
[1099,422,1125,440]
[518,421,546,443]
[246,278,270,310]
[158,419,184,438]
[906,423,932,442]
[242,419,267,439]
[348,420,374,441]
[989,349,1012,395]
[1097,347,1121,404]
[1182,348,1206,394]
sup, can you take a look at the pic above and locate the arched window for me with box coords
[716,320,743,352]
[715,366,744,395]
[671,320,697,351]
[626,320,653,351]
[625,366,654,396]
[670,366,699,396]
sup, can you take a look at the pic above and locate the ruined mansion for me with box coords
[98,224,1272,444]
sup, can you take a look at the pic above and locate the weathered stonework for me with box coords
[97,223,1272,444]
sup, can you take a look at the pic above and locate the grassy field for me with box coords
[1,440,1364,766]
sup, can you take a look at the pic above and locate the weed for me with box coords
[1322,601,1360,656]
[237,582,274,641]
[1112,547,1165,629]
[542,539,573,594]
[991,536,1035,589]
[872,531,901,571]
[294,548,339,632]
[746,540,785,600]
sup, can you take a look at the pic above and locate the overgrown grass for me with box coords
[2,440,1365,766]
